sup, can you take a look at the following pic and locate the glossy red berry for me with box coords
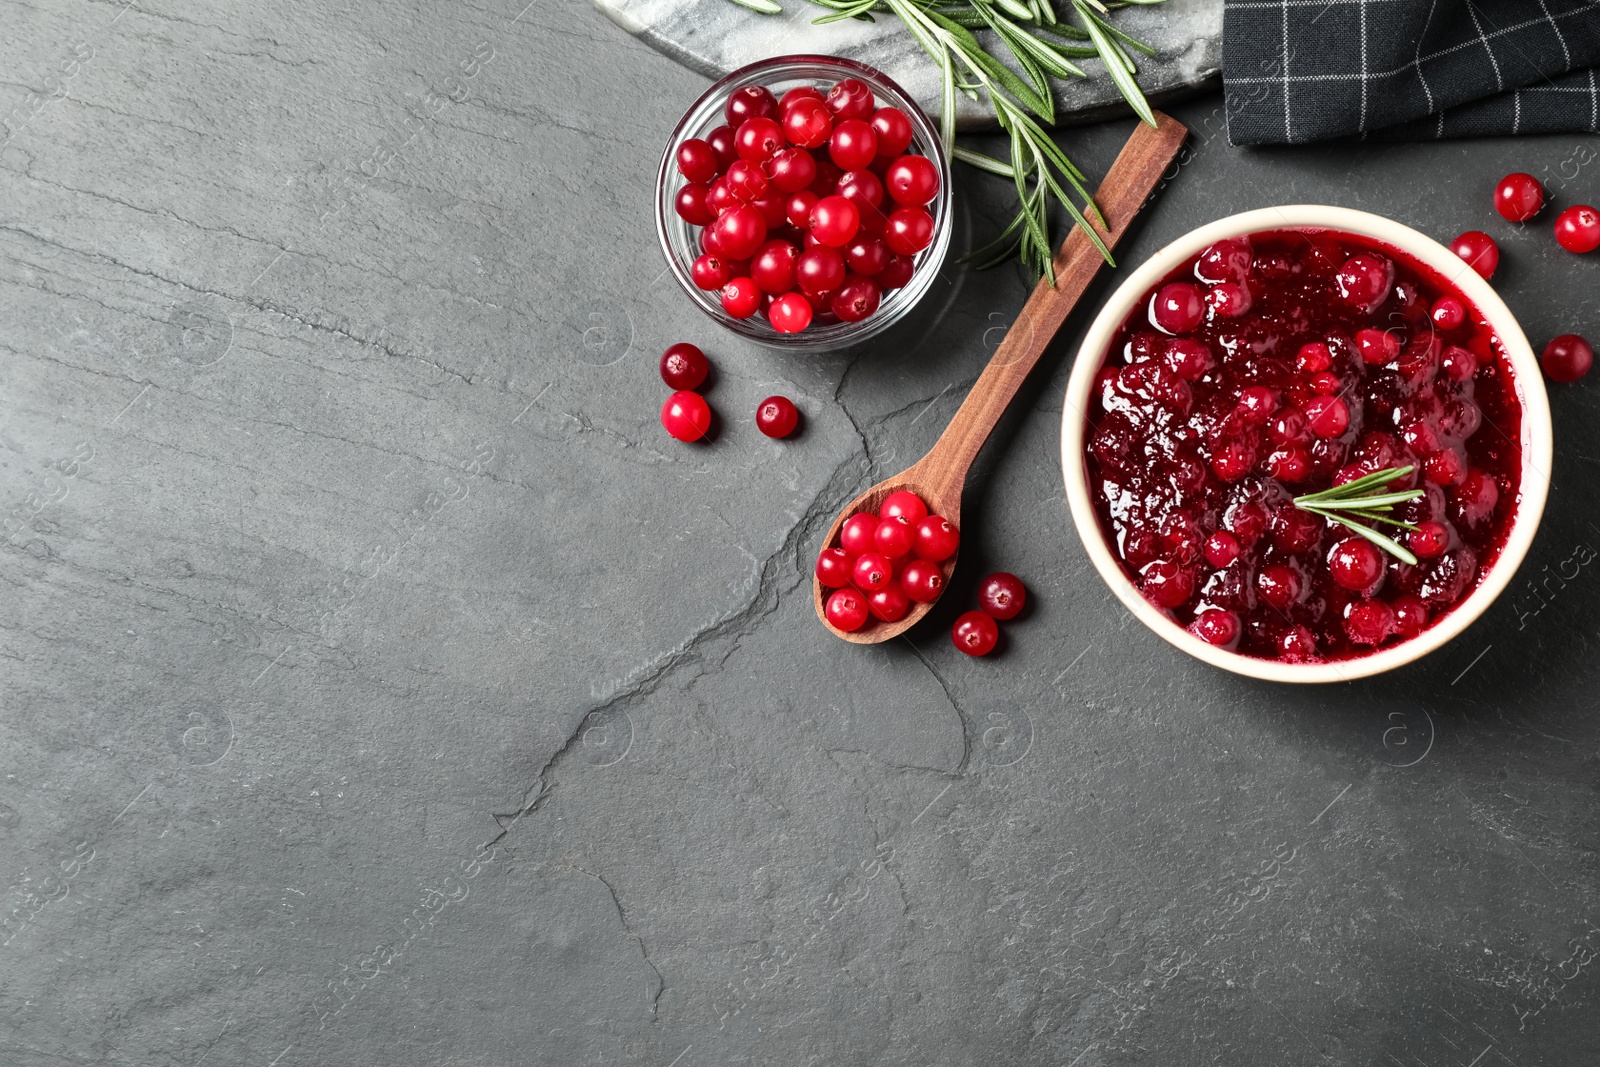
[1356,327,1399,365]
[873,517,913,559]
[868,584,910,623]
[870,107,913,158]
[796,245,846,298]
[899,558,944,602]
[1151,282,1204,334]
[768,292,813,334]
[878,254,914,290]
[660,390,712,442]
[1303,395,1350,438]
[1327,537,1383,592]
[1256,563,1303,611]
[826,588,869,632]
[837,514,878,557]
[1449,231,1499,279]
[755,395,800,438]
[1296,342,1332,373]
[719,276,761,319]
[1541,334,1593,382]
[1335,253,1394,312]
[825,78,875,121]
[828,119,878,171]
[1140,559,1195,608]
[724,159,768,203]
[1494,172,1544,221]
[885,155,940,206]
[836,169,884,210]
[725,85,777,126]
[852,551,893,593]
[734,117,785,164]
[767,148,816,195]
[831,275,881,322]
[1392,594,1429,637]
[815,547,852,587]
[706,124,738,169]
[779,86,824,114]
[705,178,741,219]
[951,611,999,656]
[676,138,719,184]
[809,196,860,248]
[884,206,934,256]
[880,490,927,525]
[783,98,832,150]
[1237,385,1279,424]
[1344,599,1395,646]
[1429,296,1466,331]
[1554,205,1600,253]
[845,236,890,277]
[786,190,819,230]
[674,184,716,226]
[1203,531,1240,569]
[712,204,768,260]
[750,240,799,295]
[691,253,731,291]
[978,573,1026,620]
[913,515,958,561]
[659,343,708,390]
[1189,609,1240,648]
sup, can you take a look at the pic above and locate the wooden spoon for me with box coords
[813,111,1190,643]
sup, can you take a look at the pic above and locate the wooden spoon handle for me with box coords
[912,111,1189,496]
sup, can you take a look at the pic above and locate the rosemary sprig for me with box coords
[1294,466,1425,565]
[720,0,1167,283]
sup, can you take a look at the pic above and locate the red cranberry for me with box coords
[1269,408,1312,447]
[840,512,879,555]
[1343,599,1395,646]
[1206,283,1253,318]
[1541,334,1593,382]
[1151,282,1204,334]
[951,611,999,656]
[1211,440,1255,482]
[1195,239,1252,284]
[768,292,813,334]
[852,552,893,593]
[1335,252,1395,312]
[1203,531,1240,569]
[1452,468,1499,527]
[1189,609,1240,648]
[1392,594,1429,637]
[783,98,832,149]
[734,117,785,164]
[879,255,914,290]
[1297,342,1332,373]
[880,491,927,525]
[832,276,882,322]
[828,119,877,171]
[1267,446,1312,482]
[825,78,875,120]
[661,391,712,442]
[712,204,768,260]
[1440,344,1477,382]
[1494,172,1544,221]
[675,183,716,226]
[725,159,768,202]
[900,558,945,603]
[1310,371,1343,395]
[786,190,819,230]
[1356,327,1399,365]
[660,342,709,390]
[769,147,818,193]
[809,196,860,248]
[720,277,761,319]
[1256,563,1304,611]
[815,547,852,587]
[1554,205,1600,253]
[756,395,800,438]
[914,516,959,561]
[676,138,719,184]
[1278,625,1318,662]
[796,246,846,298]
[978,572,1027,620]
[1140,559,1195,608]
[868,585,910,623]
[1236,385,1279,425]
[1449,231,1499,279]
[845,237,890,277]
[870,107,913,157]
[873,517,913,559]
[1271,507,1324,553]
[1409,520,1449,558]
[1327,537,1384,592]
[691,253,731,290]
[706,125,738,169]
[885,155,940,206]
[751,240,800,294]
[837,168,885,212]
[1423,448,1466,487]
[1429,296,1466,331]
[1304,395,1350,438]
[725,85,777,126]
[779,86,824,114]
[1227,502,1268,546]
[884,207,935,255]
[826,588,869,632]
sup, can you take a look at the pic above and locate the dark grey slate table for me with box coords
[3,1,1598,1065]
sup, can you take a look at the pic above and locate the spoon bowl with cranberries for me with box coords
[657,55,951,352]
[1062,206,1553,683]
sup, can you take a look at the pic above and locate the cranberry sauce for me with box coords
[1084,229,1523,664]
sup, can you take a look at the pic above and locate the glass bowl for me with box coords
[655,55,952,352]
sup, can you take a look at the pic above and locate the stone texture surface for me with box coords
[2,1,1599,1065]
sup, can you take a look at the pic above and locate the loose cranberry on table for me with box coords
[756,395,800,438]
[1449,231,1499,280]
[660,390,712,442]
[1554,205,1600,254]
[1085,228,1524,664]
[978,573,1026,620]
[1541,334,1593,382]
[659,342,709,390]
[951,611,999,656]
[1494,172,1545,222]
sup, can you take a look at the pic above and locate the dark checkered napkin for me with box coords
[1223,0,1600,144]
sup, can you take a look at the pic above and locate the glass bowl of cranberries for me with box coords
[656,55,952,351]
[1061,205,1554,683]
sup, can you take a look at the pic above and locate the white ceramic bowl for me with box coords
[1060,205,1553,683]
